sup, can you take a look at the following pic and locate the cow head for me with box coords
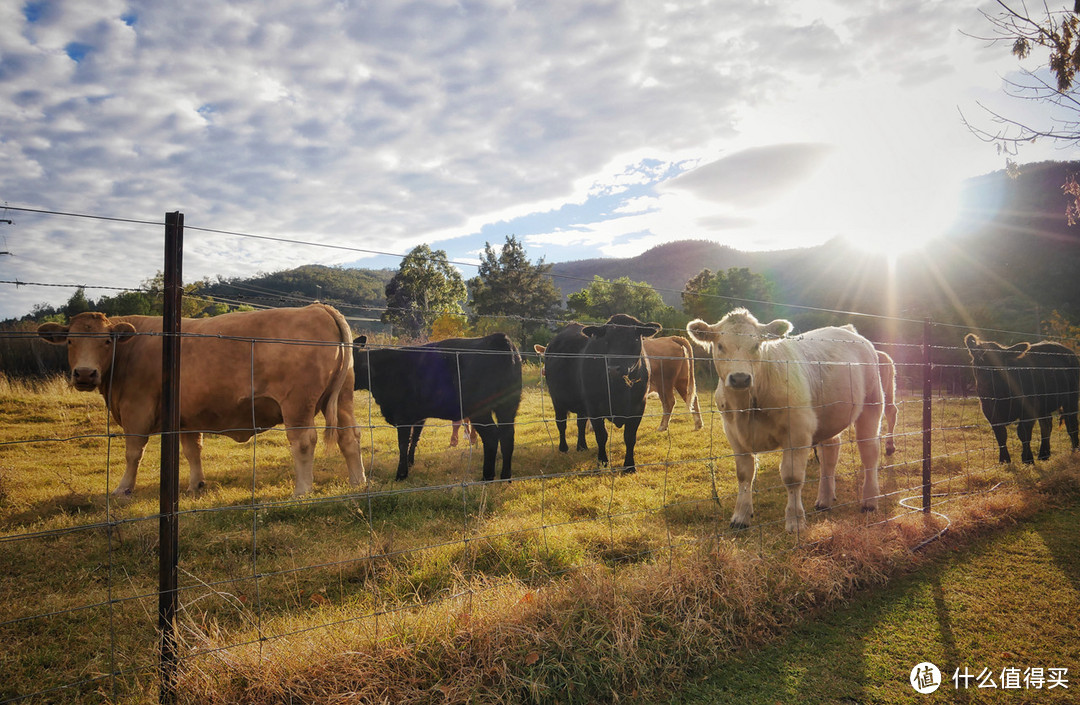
[37,313,137,391]
[964,333,1031,393]
[581,314,661,384]
[964,333,1030,366]
[687,308,792,394]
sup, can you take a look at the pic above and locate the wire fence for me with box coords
[0,209,1076,703]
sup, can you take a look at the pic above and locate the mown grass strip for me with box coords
[673,498,1080,704]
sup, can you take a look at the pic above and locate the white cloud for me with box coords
[2,1,1080,318]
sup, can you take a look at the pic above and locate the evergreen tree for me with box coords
[63,288,91,318]
[467,235,563,342]
[382,245,467,339]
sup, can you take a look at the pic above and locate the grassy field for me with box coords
[673,501,1080,704]
[0,365,1071,703]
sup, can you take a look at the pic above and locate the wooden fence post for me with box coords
[159,211,183,704]
[922,317,932,514]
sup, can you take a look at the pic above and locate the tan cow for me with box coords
[642,336,704,431]
[688,309,883,533]
[38,304,365,496]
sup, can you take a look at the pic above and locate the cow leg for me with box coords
[730,452,757,529]
[1065,406,1080,451]
[1016,419,1035,464]
[553,404,570,453]
[622,415,642,473]
[285,424,318,496]
[395,426,412,480]
[335,405,366,486]
[815,435,841,511]
[780,445,812,533]
[471,413,500,482]
[181,432,206,493]
[991,422,1011,464]
[591,418,609,468]
[408,424,423,467]
[494,407,516,481]
[855,410,882,512]
[657,386,675,432]
[1037,415,1053,461]
[883,401,898,455]
[575,416,589,451]
[689,390,704,431]
[114,433,149,496]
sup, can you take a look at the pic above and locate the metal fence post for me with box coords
[922,317,932,514]
[159,211,183,704]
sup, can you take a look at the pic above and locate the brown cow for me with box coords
[38,304,365,496]
[643,336,703,431]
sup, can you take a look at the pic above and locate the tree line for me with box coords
[378,235,775,348]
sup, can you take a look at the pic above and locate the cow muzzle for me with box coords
[727,372,752,390]
[71,367,101,391]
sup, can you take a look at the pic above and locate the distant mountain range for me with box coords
[96,161,1080,348]
[549,160,1080,343]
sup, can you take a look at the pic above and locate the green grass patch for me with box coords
[1,373,1077,703]
[674,501,1080,704]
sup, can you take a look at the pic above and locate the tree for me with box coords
[467,235,563,342]
[566,275,670,322]
[64,288,91,318]
[681,267,775,322]
[382,244,467,339]
[967,2,1080,153]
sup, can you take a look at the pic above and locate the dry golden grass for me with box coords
[1,368,1076,703]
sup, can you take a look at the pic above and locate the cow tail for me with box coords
[321,304,354,450]
[674,336,698,402]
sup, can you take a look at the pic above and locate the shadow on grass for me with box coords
[671,503,1080,705]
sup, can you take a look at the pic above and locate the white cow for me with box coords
[687,309,884,533]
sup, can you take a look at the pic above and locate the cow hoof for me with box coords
[395,471,409,481]
[860,505,876,514]
[621,466,636,475]
[814,503,831,512]
[113,488,133,497]
[730,521,750,531]
[558,444,569,453]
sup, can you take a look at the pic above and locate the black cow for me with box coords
[353,334,522,481]
[964,333,1080,464]
[542,314,661,473]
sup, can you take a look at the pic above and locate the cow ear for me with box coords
[37,322,70,345]
[353,335,367,349]
[582,325,604,338]
[639,322,662,338]
[1006,342,1031,355]
[964,333,980,351]
[109,322,137,343]
[686,319,716,347]
[533,344,546,355]
[763,319,793,338]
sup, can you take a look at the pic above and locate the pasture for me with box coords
[0,363,1067,703]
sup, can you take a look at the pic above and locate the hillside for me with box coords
[548,160,1080,342]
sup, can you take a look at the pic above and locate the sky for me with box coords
[3,0,1080,320]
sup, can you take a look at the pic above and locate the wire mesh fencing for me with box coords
[1,209,1076,703]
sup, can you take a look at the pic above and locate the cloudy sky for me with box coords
[2,0,1080,320]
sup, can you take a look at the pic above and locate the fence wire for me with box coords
[1,208,1076,703]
